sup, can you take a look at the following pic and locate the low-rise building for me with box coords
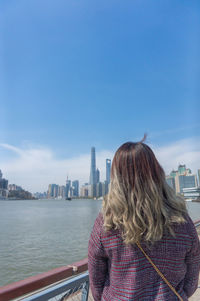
[0,170,8,199]
[183,187,200,201]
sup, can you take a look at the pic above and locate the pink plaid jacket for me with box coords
[88,213,200,301]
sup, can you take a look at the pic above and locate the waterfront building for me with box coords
[34,192,47,199]
[106,159,111,184]
[198,169,200,186]
[90,184,96,198]
[48,184,57,198]
[168,164,196,193]
[96,182,103,198]
[96,169,100,184]
[89,147,96,185]
[166,176,176,191]
[0,170,8,198]
[72,180,79,197]
[66,178,71,198]
[58,185,66,198]
[177,164,191,175]
[170,165,191,178]
[80,183,89,197]
[102,180,109,196]
[89,147,97,197]
[47,184,52,197]
[53,185,59,198]
[178,174,197,193]
[0,178,8,190]
[8,184,22,191]
[170,170,177,178]
[183,187,200,201]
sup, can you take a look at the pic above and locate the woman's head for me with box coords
[111,137,165,195]
[103,135,187,245]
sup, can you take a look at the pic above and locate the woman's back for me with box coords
[89,212,200,300]
[88,138,200,300]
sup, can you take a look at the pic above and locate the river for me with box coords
[0,199,199,286]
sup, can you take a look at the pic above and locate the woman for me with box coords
[88,137,200,300]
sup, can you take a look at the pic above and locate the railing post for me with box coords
[81,281,89,301]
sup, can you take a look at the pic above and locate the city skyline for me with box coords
[1,160,200,200]
[0,1,200,192]
[0,138,200,193]
[1,144,200,196]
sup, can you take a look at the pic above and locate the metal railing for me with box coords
[0,259,89,301]
[20,272,90,301]
[1,219,200,301]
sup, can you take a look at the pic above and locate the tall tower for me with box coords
[0,170,2,179]
[106,159,111,184]
[90,147,96,185]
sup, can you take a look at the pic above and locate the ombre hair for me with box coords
[102,135,187,245]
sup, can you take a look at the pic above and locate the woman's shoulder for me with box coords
[93,211,120,237]
[172,213,198,238]
[91,212,104,235]
[94,211,104,225]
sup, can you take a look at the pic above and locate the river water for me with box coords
[0,199,199,286]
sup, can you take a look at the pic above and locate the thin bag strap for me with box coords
[136,242,183,301]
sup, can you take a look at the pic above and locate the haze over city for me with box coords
[0,0,200,192]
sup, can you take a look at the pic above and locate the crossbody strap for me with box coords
[136,242,183,301]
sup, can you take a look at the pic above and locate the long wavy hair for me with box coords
[102,136,187,245]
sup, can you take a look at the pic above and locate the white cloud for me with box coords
[0,137,199,193]
[153,137,200,176]
[0,143,114,193]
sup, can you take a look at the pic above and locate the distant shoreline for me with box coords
[0,197,102,201]
[1,197,199,202]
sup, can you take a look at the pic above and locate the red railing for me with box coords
[1,219,200,301]
[0,258,88,301]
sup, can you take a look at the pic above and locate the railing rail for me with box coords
[19,272,89,301]
[1,220,200,301]
[0,259,88,301]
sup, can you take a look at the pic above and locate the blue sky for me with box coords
[0,0,200,191]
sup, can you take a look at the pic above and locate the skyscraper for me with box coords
[66,178,71,198]
[90,147,96,185]
[89,147,97,197]
[106,159,111,184]
[198,169,200,186]
[96,168,100,184]
[72,180,79,197]
[47,184,57,198]
[96,182,103,198]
